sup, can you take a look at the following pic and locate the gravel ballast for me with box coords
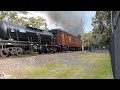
[0,51,82,79]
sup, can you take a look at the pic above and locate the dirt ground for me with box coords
[0,51,113,79]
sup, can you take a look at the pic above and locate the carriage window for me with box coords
[71,38,75,42]
[69,38,71,42]
[64,35,66,41]
[67,35,69,41]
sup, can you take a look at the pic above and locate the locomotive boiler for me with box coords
[0,21,53,44]
[0,21,54,57]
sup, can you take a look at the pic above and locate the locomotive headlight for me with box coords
[31,44,33,45]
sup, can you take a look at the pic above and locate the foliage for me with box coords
[77,34,81,38]
[23,50,38,55]
[28,16,48,30]
[92,11,112,48]
[77,31,93,47]
[0,11,27,21]
[0,11,48,30]
[82,31,93,47]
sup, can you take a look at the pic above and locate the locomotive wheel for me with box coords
[52,47,57,53]
[64,47,67,52]
[44,48,49,54]
[64,49,67,52]
[0,49,9,57]
[16,47,23,56]
[60,49,63,53]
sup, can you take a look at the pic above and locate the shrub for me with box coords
[23,50,38,55]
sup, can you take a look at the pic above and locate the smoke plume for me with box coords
[40,11,86,36]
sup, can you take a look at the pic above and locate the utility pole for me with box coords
[80,18,84,51]
[93,32,96,52]
[87,30,89,51]
[111,11,113,33]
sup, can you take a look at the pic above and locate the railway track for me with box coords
[0,51,81,60]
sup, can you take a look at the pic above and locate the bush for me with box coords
[23,50,38,55]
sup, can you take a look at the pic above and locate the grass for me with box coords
[18,52,113,79]
[77,53,113,79]
[21,62,62,79]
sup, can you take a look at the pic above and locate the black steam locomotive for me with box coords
[0,21,82,57]
[0,21,56,57]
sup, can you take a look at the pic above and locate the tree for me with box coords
[92,11,112,48]
[0,11,28,21]
[0,11,49,30]
[0,11,8,20]
[82,31,93,47]
[28,16,49,30]
[77,34,81,38]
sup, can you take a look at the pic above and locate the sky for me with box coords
[84,11,96,32]
[20,11,96,33]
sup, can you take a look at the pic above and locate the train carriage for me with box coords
[49,29,82,52]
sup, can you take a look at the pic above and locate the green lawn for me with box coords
[18,52,113,79]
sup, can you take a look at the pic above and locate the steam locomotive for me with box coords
[0,21,82,57]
